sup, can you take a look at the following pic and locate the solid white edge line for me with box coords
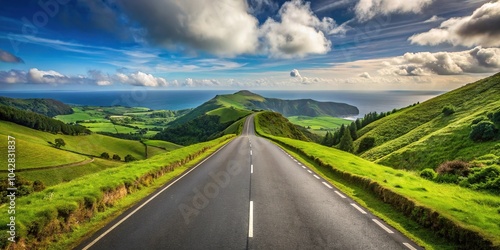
[334,191,346,198]
[82,140,233,250]
[251,164,253,174]
[249,201,254,238]
[403,243,417,250]
[350,203,367,214]
[372,219,394,234]
[313,175,320,179]
[322,182,333,189]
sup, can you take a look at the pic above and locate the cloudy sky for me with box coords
[0,0,499,90]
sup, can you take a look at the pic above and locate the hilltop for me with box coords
[353,72,500,170]
[170,90,359,126]
[0,96,73,117]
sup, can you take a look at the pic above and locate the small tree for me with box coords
[338,126,354,153]
[442,105,456,116]
[101,152,110,159]
[124,154,136,162]
[112,154,121,161]
[54,138,66,149]
[357,137,375,153]
[470,121,496,142]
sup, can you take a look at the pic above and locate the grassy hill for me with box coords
[0,120,151,168]
[0,96,73,117]
[170,90,358,126]
[255,112,321,142]
[355,73,500,170]
[288,115,352,135]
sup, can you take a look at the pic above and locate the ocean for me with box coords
[0,90,443,118]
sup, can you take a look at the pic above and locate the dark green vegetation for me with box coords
[255,112,500,249]
[0,135,235,249]
[0,105,90,135]
[0,96,73,117]
[352,73,500,172]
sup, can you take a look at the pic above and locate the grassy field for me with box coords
[0,121,146,167]
[355,73,500,170]
[255,112,500,248]
[288,115,352,135]
[78,121,137,134]
[0,135,235,249]
[55,107,107,123]
[143,140,182,151]
[0,133,87,169]
[18,158,123,186]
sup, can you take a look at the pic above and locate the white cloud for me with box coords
[0,70,26,84]
[423,15,444,23]
[260,0,342,58]
[117,0,260,57]
[355,0,433,22]
[359,72,372,78]
[410,1,500,47]
[28,68,69,85]
[379,47,500,76]
[290,69,301,77]
[120,71,167,87]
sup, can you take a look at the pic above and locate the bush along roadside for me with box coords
[254,115,498,250]
[0,135,235,249]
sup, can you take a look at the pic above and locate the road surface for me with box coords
[78,115,420,250]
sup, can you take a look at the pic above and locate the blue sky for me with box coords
[0,0,499,91]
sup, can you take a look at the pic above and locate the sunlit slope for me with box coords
[355,73,500,170]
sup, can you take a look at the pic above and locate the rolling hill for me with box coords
[170,90,359,126]
[353,72,500,170]
[0,96,73,117]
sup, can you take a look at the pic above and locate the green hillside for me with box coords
[255,112,500,248]
[0,120,147,167]
[355,73,500,170]
[0,96,73,117]
[256,112,321,142]
[288,115,352,135]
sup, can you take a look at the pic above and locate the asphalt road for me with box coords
[78,115,421,250]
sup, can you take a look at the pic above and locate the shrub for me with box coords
[488,109,500,124]
[435,173,460,184]
[471,116,486,125]
[124,154,137,162]
[54,138,66,148]
[33,180,45,192]
[469,121,496,142]
[442,105,456,116]
[420,168,437,180]
[112,154,121,161]
[357,137,375,153]
[436,160,471,177]
[101,152,110,159]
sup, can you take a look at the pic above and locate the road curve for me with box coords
[77,114,421,250]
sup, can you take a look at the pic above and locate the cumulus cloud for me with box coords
[409,1,500,47]
[260,0,342,58]
[355,0,433,21]
[379,47,500,76]
[116,0,259,57]
[0,50,24,63]
[290,69,301,77]
[0,70,26,84]
[359,72,372,78]
[115,71,167,87]
[28,68,69,85]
